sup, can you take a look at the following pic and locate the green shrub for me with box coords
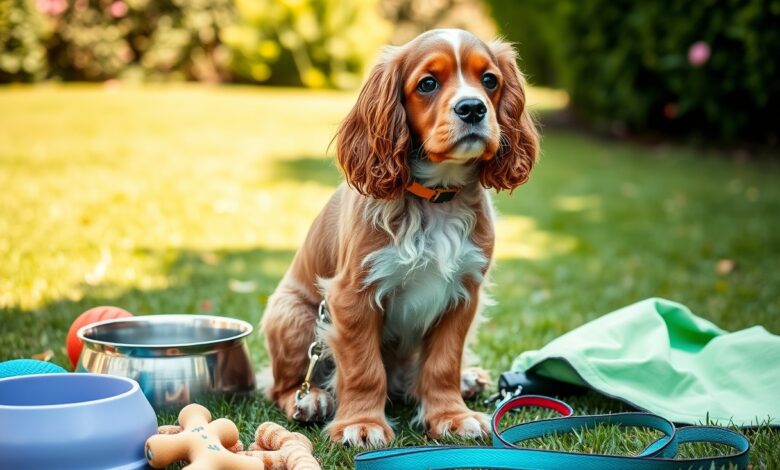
[558,0,780,142]
[1,0,390,88]
[484,0,564,87]
[488,0,780,144]
[0,0,51,82]
[49,0,235,82]
[222,0,390,88]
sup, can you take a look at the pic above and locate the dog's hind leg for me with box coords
[261,283,334,423]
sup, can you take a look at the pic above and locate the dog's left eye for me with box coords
[417,77,438,93]
[481,73,498,90]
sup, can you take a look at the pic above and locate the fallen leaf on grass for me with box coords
[716,259,736,275]
[32,350,53,361]
[200,251,219,265]
[229,279,258,294]
[85,247,112,285]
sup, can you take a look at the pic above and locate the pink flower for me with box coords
[663,102,679,119]
[688,41,710,67]
[36,0,67,16]
[109,1,128,18]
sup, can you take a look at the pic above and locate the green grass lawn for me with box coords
[1,84,778,468]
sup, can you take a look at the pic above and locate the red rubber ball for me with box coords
[66,306,132,368]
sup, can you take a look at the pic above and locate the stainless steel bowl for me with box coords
[76,315,256,410]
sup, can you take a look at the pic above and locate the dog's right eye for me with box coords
[417,77,438,93]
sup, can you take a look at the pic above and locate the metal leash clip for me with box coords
[483,372,523,407]
[484,370,587,408]
[296,341,321,400]
[295,300,329,401]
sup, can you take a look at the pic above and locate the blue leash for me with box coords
[354,395,750,469]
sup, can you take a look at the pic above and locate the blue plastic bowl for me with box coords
[0,373,158,470]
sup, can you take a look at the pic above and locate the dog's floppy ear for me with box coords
[336,48,410,200]
[479,41,539,192]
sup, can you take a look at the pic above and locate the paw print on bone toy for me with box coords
[145,403,320,470]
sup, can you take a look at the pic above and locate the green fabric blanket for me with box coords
[512,298,780,427]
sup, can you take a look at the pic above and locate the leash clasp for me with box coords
[295,300,330,401]
[430,188,458,203]
[296,341,320,400]
[483,385,523,407]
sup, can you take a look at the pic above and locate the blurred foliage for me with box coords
[487,0,780,144]
[3,0,778,142]
[558,0,780,143]
[0,0,390,87]
[484,0,564,86]
[223,0,390,88]
[0,0,235,82]
[0,0,492,88]
[381,0,495,45]
[50,0,235,82]
[0,0,52,81]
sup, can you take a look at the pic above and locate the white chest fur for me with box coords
[363,194,488,348]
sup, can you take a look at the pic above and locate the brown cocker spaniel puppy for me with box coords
[262,28,538,447]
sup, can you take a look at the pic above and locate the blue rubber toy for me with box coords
[0,359,67,379]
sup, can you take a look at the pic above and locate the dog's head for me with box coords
[337,29,539,200]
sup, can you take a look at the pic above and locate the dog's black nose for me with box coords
[454,99,487,124]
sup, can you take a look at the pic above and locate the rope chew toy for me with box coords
[144,404,319,470]
[243,422,319,469]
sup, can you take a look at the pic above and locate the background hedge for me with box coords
[0,0,390,87]
[0,0,51,82]
[0,0,491,89]
[488,0,780,144]
[3,0,777,143]
[223,0,388,89]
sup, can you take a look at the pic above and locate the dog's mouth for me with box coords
[447,133,489,160]
[423,132,493,162]
[455,133,486,146]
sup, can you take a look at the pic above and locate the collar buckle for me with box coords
[406,181,460,203]
[430,188,459,203]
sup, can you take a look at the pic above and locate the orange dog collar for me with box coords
[406,181,461,203]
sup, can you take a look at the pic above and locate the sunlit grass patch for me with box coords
[494,215,578,260]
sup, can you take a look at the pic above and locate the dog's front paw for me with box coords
[286,387,335,423]
[460,367,492,399]
[327,417,394,447]
[425,409,489,440]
